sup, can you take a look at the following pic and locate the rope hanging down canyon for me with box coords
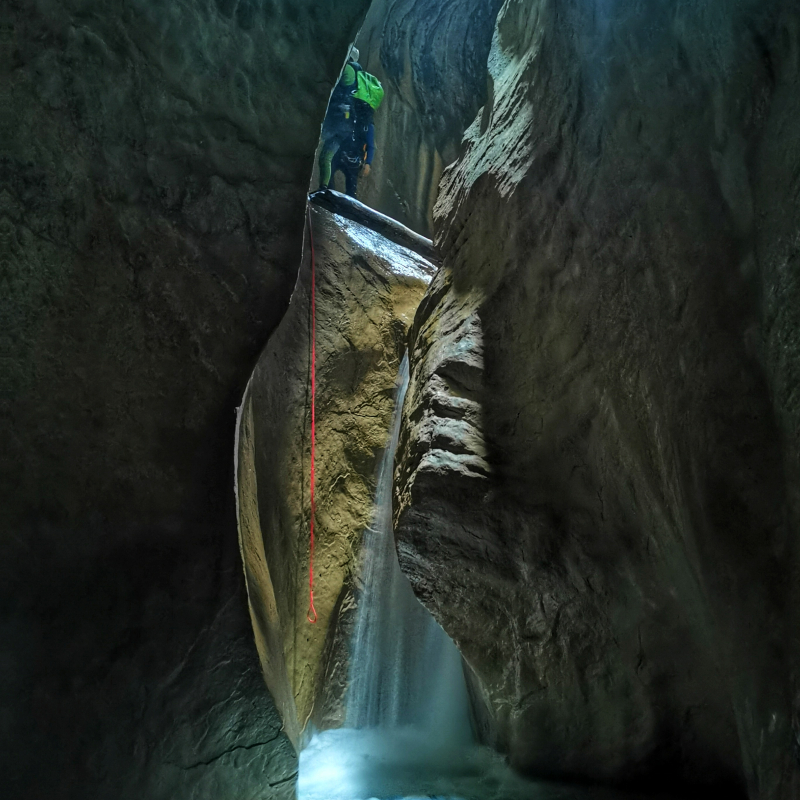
[307,206,318,624]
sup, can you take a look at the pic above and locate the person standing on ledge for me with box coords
[328,104,375,198]
[317,46,384,197]
[317,46,361,191]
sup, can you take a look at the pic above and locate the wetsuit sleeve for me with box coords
[365,123,375,164]
[341,64,356,88]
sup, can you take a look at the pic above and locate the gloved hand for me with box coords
[362,163,371,177]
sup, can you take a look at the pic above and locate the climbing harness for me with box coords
[306,206,318,625]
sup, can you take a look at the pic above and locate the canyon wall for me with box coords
[237,204,434,740]
[6,0,798,797]
[2,2,371,798]
[395,0,800,797]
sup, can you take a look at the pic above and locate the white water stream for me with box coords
[344,356,472,741]
[299,357,481,798]
[297,357,652,800]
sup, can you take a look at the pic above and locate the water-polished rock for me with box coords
[237,203,435,739]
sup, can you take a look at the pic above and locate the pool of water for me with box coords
[298,726,663,800]
[299,361,668,800]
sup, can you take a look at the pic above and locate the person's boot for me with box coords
[308,187,332,202]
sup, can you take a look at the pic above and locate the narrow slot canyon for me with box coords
[4,2,800,800]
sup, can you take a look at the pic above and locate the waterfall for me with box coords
[345,354,473,743]
[299,357,552,800]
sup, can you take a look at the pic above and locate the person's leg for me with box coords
[318,137,342,189]
[344,165,360,198]
[328,152,344,190]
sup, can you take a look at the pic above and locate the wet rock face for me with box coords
[341,0,502,235]
[237,204,434,738]
[3,2,370,798]
[396,0,800,796]
[753,9,800,768]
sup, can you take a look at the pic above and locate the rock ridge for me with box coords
[395,1,800,796]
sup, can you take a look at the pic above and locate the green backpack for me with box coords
[352,70,384,110]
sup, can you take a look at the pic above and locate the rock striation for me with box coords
[237,204,434,740]
[395,1,800,797]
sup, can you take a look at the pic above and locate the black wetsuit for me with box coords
[329,108,375,198]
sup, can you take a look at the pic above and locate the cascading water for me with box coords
[298,357,633,800]
[345,355,472,743]
[299,357,478,800]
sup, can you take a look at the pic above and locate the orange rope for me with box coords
[306,206,318,625]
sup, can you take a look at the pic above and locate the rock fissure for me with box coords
[175,732,285,770]
[269,772,301,788]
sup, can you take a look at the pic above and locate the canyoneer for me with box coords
[329,103,376,198]
[317,46,384,197]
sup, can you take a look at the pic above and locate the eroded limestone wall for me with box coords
[395,1,800,797]
[238,205,434,738]
[3,2,371,798]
